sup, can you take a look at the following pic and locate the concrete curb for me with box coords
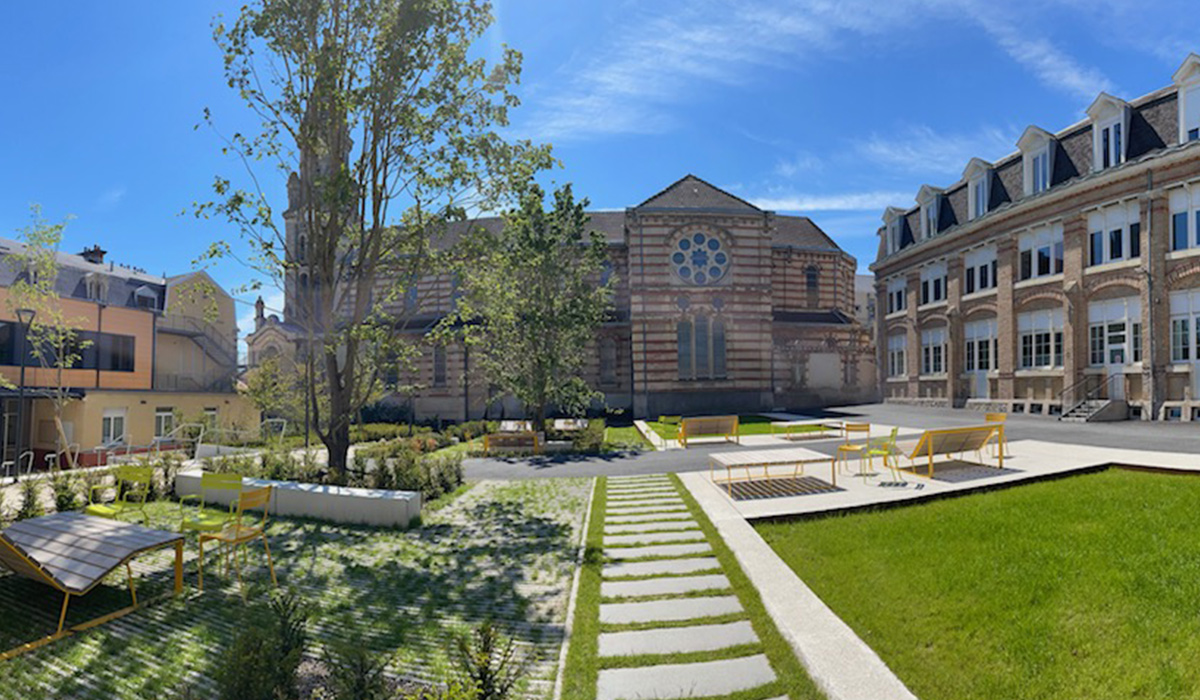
[552,476,598,700]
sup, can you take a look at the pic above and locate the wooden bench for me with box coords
[483,431,541,455]
[678,415,739,448]
[893,424,1004,478]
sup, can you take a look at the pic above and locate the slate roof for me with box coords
[0,237,166,311]
[772,216,841,252]
[636,174,762,212]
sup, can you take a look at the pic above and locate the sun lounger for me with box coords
[0,512,184,659]
[893,424,1004,478]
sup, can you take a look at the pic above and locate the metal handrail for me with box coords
[1056,373,1098,407]
[1061,372,1121,415]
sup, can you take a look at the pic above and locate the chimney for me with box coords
[80,245,107,265]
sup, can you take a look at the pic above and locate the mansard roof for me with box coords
[636,174,762,212]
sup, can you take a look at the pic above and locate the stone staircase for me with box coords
[1060,399,1128,422]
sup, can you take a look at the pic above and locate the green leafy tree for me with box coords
[197,0,553,478]
[6,205,91,468]
[442,184,613,431]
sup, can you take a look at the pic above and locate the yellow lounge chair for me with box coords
[84,465,153,523]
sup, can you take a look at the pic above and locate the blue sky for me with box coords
[2,1,1198,338]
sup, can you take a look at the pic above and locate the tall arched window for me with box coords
[805,265,820,308]
[599,338,617,385]
[677,316,727,380]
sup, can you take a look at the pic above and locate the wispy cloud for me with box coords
[857,125,1020,177]
[747,190,912,212]
[774,151,823,178]
[96,186,127,211]
[521,0,1116,141]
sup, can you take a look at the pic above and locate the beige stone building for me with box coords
[873,54,1200,421]
[0,243,257,468]
[247,175,877,420]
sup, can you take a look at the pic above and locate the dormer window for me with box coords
[916,186,943,240]
[1087,93,1129,172]
[1172,53,1200,143]
[133,285,158,311]
[85,273,109,302]
[882,207,907,255]
[1018,126,1056,196]
[963,158,992,221]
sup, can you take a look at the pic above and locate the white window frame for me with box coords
[1087,297,1142,367]
[963,247,997,295]
[1169,185,1200,253]
[1087,201,1141,266]
[1017,309,1064,369]
[963,318,998,373]
[920,327,946,376]
[919,262,948,307]
[886,277,907,315]
[154,407,175,439]
[922,200,939,239]
[1017,224,1064,281]
[1095,117,1124,171]
[1174,56,1200,144]
[969,176,989,220]
[102,408,127,445]
[887,333,907,378]
[1169,289,1200,363]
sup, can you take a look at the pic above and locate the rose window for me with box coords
[670,232,729,285]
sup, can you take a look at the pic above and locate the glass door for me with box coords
[1106,322,1126,400]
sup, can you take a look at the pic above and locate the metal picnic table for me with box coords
[0,511,185,659]
[709,446,837,495]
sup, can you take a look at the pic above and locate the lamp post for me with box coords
[14,308,36,472]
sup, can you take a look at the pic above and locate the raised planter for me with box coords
[175,467,421,528]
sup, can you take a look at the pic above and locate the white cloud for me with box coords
[857,125,1020,177]
[520,0,1116,141]
[774,151,823,178]
[748,190,912,212]
[96,186,127,210]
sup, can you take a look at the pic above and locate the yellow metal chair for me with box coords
[180,472,243,534]
[984,412,1009,457]
[866,427,903,483]
[198,486,278,599]
[85,465,153,522]
[836,423,871,477]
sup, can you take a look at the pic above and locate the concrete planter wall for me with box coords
[175,467,421,528]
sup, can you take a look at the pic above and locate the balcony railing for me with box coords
[153,370,235,393]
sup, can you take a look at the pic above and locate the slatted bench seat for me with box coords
[483,431,542,455]
[679,415,740,448]
[893,424,1004,478]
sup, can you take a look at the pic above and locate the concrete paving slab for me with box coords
[605,530,707,546]
[605,499,685,512]
[608,475,670,483]
[601,573,731,598]
[607,491,677,500]
[604,520,699,535]
[599,594,742,624]
[606,504,688,515]
[606,543,711,560]
[596,654,774,700]
[598,620,756,657]
[606,512,694,524]
[602,557,721,578]
[607,488,675,496]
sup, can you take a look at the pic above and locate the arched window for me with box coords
[599,337,617,385]
[677,316,727,380]
[297,234,307,263]
[805,265,820,308]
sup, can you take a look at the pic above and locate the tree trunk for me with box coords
[324,422,351,483]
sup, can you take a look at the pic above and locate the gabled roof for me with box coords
[882,206,908,223]
[772,216,841,252]
[916,185,944,205]
[962,157,992,180]
[1086,92,1128,121]
[636,174,761,213]
[1017,125,1056,152]
[1173,53,1200,86]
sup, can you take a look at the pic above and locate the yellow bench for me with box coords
[893,424,1004,478]
[678,416,739,448]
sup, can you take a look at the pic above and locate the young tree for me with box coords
[198,0,552,477]
[442,183,614,431]
[6,205,90,468]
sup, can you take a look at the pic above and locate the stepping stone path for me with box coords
[592,475,778,700]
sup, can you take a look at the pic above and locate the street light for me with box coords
[14,308,35,472]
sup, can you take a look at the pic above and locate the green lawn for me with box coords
[756,469,1200,700]
[645,414,792,440]
[603,425,654,451]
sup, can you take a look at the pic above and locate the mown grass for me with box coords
[645,414,784,441]
[561,476,605,700]
[756,468,1200,700]
[603,426,655,451]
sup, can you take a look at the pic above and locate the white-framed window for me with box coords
[1088,201,1141,266]
[1169,185,1200,252]
[919,262,948,306]
[1018,224,1064,281]
[885,215,904,255]
[1031,148,1050,193]
[1017,309,1064,369]
[964,318,998,372]
[920,327,946,375]
[963,247,997,295]
[923,199,939,239]
[1186,85,1200,143]
[1169,289,1200,363]
[154,407,175,439]
[101,408,127,445]
[203,407,219,428]
[1096,118,1124,170]
[887,333,907,378]
[1087,297,1141,366]
[970,176,989,220]
[886,277,907,315]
